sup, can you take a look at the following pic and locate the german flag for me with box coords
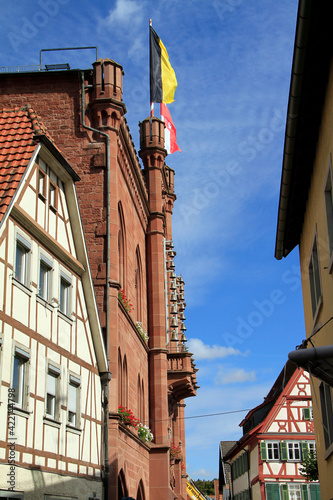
[150,26,177,104]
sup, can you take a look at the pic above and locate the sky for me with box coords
[0,0,303,482]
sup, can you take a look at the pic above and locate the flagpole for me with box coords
[149,19,154,118]
[149,19,154,141]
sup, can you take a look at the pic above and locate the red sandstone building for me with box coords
[0,56,198,499]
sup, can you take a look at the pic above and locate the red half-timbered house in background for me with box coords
[220,361,321,500]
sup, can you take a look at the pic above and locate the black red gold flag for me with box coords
[150,26,177,104]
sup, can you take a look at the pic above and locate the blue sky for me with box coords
[0,0,302,482]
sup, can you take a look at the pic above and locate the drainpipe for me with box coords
[223,460,234,500]
[80,70,111,500]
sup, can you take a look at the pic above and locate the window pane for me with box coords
[47,371,57,396]
[60,278,70,315]
[12,356,25,406]
[68,383,77,412]
[320,382,333,449]
[68,380,79,426]
[15,243,28,284]
[46,393,55,417]
[39,261,50,300]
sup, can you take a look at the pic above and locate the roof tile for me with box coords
[0,105,55,224]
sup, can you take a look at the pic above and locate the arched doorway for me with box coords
[137,479,145,500]
[118,469,128,500]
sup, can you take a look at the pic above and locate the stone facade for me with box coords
[0,57,197,499]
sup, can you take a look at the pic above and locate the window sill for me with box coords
[329,253,333,274]
[13,406,31,418]
[36,295,54,311]
[12,278,32,296]
[43,416,61,428]
[66,424,81,435]
[58,310,74,325]
[38,192,46,202]
[324,442,333,460]
[49,204,58,213]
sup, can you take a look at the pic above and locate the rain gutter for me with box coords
[274,0,313,260]
[80,71,111,500]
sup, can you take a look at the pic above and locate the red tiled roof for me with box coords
[0,105,52,224]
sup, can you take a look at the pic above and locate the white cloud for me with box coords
[105,0,143,26]
[215,367,256,385]
[187,338,243,360]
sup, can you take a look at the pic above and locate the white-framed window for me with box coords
[287,441,301,461]
[308,235,322,318]
[267,442,280,460]
[320,381,333,449]
[288,483,301,500]
[68,374,81,428]
[46,364,60,420]
[39,254,53,301]
[15,234,31,287]
[12,346,30,409]
[60,272,71,316]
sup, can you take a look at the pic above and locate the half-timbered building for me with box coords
[220,361,321,500]
[0,106,108,499]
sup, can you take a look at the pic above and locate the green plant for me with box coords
[136,322,148,342]
[299,451,319,481]
[118,289,134,313]
[137,423,153,442]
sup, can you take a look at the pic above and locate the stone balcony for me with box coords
[167,345,199,400]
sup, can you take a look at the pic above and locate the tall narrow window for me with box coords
[309,236,322,317]
[49,180,58,211]
[135,246,142,323]
[118,203,126,288]
[320,382,333,449]
[15,235,31,287]
[46,365,60,419]
[118,349,122,407]
[12,347,30,408]
[325,160,333,258]
[137,375,141,421]
[123,356,128,408]
[60,273,71,316]
[68,375,80,427]
[38,168,46,199]
[39,256,52,301]
[141,380,145,424]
